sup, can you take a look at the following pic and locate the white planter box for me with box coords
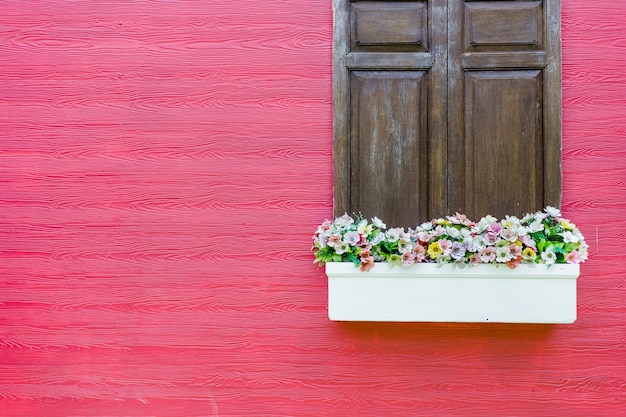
[326,262,580,323]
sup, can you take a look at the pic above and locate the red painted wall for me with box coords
[0,1,624,416]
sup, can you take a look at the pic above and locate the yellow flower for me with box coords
[428,242,443,258]
[560,219,575,231]
[358,223,373,236]
[388,254,402,266]
[522,247,537,261]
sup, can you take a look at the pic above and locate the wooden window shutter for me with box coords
[333,0,562,226]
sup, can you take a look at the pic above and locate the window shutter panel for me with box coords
[333,0,561,224]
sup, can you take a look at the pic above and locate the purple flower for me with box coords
[450,242,466,260]
[343,231,361,245]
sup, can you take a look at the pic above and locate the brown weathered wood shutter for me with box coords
[333,0,561,226]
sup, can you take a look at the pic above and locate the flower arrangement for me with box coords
[312,207,588,272]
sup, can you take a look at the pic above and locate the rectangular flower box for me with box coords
[326,262,580,323]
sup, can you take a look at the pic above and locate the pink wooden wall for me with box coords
[1,1,624,416]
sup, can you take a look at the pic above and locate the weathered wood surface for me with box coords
[0,0,625,416]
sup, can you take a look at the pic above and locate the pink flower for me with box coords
[401,252,415,267]
[328,234,342,247]
[566,250,581,264]
[469,254,482,265]
[508,244,522,258]
[413,245,426,262]
[454,212,471,224]
[434,226,446,237]
[501,228,518,242]
[479,247,496,263]
[519,234,536,248]
[506,257,522,269]
[417,231,433,243]
[437,239,453,255]
[360,256,375,272]
[484,232,500,245]
[487,222,502,234]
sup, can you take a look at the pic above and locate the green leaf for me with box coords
[346,252,360,266]
[537,241,546,252]
[549,242,565,253]
[563,243,578,253]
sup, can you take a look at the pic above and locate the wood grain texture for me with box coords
[1,0,625,416]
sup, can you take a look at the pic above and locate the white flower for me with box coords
[335,214,354,229]
[419,222,433,231]
[501,215,520,229]
[357,220,373,236]
[474,215,497,234]
[398,229,411,241]
[472,236,487,251]
[371,216,386,229]
[545,206,561,217]
[446,227,461,239]
[541,249,557,264]
[370,232,385,246]
[526,219,544,233]
[386,228,401,242]
[573,229,585,241]
[495,246,511,263]
[463,236,477,252]
[398,239,413,253]
[334,242,350,255]
[560,231,579,243]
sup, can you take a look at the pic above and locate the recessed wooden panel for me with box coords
[351,1,428,52]
[464,1,543,52]
[350,70,428,227]
[463,70,544,219]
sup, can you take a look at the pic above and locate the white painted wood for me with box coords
[326,263,580,323]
